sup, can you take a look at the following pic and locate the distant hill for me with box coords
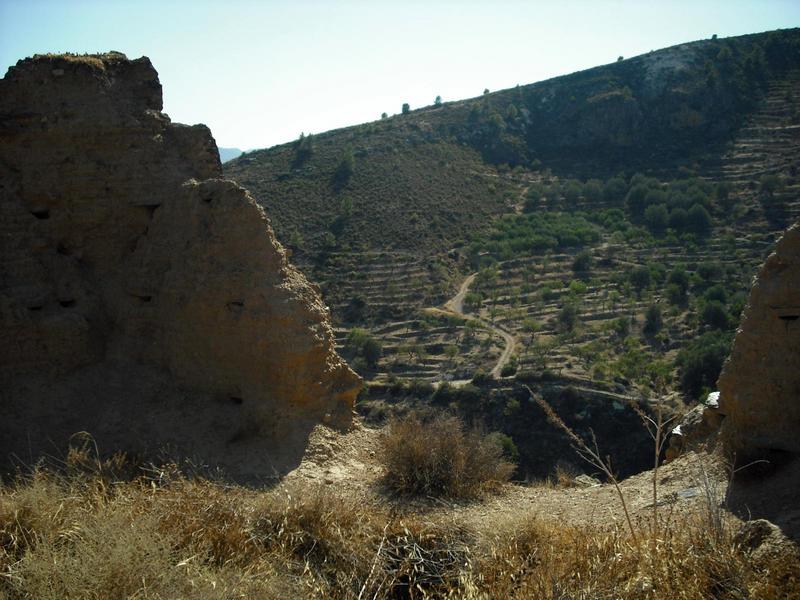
[225,28,800,463]
[226,29,800,257]
[225,27,800,314]
[218,147,243,162]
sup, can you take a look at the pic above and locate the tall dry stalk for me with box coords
[521,384,639,546]
[628,385,679,550]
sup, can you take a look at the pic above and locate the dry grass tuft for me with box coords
[379,412,515,498]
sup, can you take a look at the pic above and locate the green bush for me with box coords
[700,300,730,330]
[485,432,520,464]
[687,204,712,235]
[629,266,652,293]
[626,184,651,216]
[557,302,580,332]
[644,204,669,234]
[500,358,518,377]
[472,369,494,385]
[643,304,663,335]
[602,177,627,202]
[676,330,733,398]
[572,251,593,273]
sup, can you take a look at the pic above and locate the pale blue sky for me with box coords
[2,1,799,150]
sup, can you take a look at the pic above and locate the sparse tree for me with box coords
[522,318,540,349]
[629,266,652,294]
[643,304,663,335]
[701,300,730,330]
[293,132,314,166]
[572,251,593,274]
[402,103,410,115]
[558,302,580,332]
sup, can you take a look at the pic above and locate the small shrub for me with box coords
[500,362,517,377]
[557,301,580,332]
[472,369,494,385]
[379,413,514,498]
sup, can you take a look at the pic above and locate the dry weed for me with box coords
[379,412,514,498]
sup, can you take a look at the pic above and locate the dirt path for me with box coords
[443,273,475,314]
[489,325,516,378]
[440,272,516,379]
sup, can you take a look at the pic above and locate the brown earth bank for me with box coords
[0,53,360,481]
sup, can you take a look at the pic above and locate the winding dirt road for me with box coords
[443,273,475,314]
[440,272,517,379]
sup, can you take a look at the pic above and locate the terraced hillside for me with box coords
[704,68,800,229]
[225,30,800,479]
[226,29,800,321]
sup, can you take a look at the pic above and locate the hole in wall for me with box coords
[140,203,160,219]
[129,293,152,303]
[59,299,76,308]
[229,396,244,405]
[28,305,43,311]
[227,300,244,310]
[56,242,71,256]
[778,315,799,322]
[31,209,49,220]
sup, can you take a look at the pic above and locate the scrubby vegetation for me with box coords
[2,455,798,599]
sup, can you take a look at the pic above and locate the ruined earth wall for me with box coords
[0,54,359,474]
[717,222,800,454]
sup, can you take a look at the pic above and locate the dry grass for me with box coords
[34,53,109,70]
[1,449,798,599]
[466,512,800,600]
[379,412,515,498]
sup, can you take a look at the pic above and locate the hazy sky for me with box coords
[2,1,799,150]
